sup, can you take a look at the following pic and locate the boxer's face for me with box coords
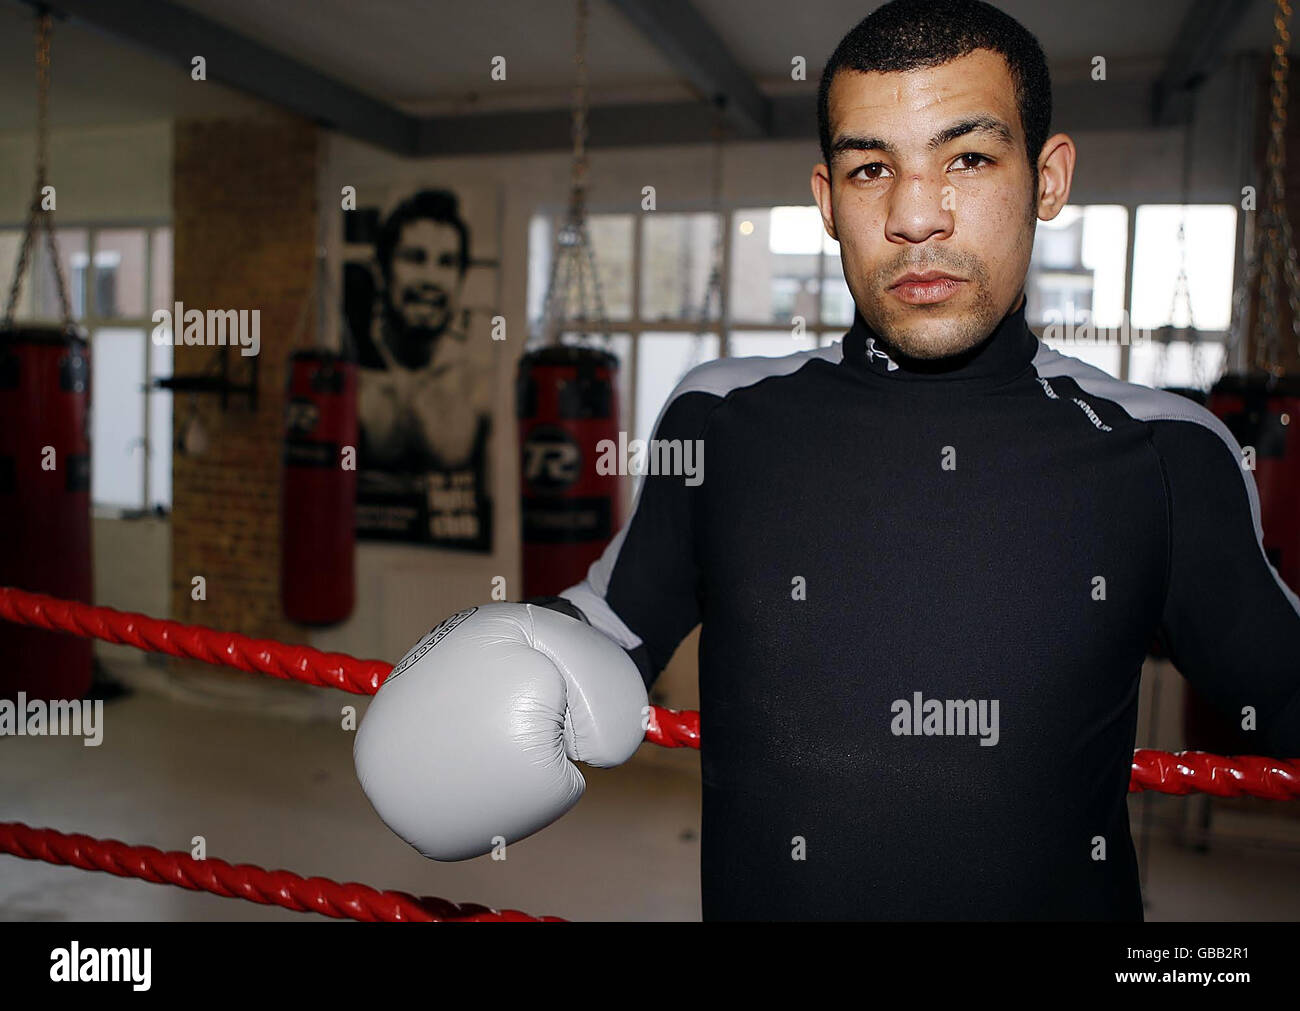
[812,48,1073,359]
[388,219,461,338]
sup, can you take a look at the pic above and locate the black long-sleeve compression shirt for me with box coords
[558,297,1300,921]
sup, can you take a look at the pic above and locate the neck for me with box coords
[842,294,1037,388]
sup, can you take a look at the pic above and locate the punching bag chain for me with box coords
[539,0,611,346]
[3,12,73,331]
[1254,0,1300,374]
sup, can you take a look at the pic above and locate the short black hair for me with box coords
[376,188,470,282]
[817,0,1052,174]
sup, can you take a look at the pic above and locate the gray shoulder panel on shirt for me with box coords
[643,340,843,438]
[1033,343,1300,615]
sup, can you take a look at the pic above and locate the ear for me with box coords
[811,163,838,241]
[1035,133,1076,222]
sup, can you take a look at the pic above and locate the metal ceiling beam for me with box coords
[411,78,1154,158]
[7,0,1166,157]
[24,0,421,154]
[418,97,796,157]
[1152,0,1254,126]
[605,0,773,138]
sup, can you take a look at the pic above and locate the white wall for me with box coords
[0,121,172,225]
[91,513,170,670]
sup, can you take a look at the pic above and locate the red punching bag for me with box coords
[1179,373,1300,752]
[1208,374,1300,591]
[518,346,621,598]
[0,324,93,701]
[281,350,358,625]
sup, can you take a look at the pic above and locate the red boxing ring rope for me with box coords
[0,822,560,922]
[1,584,1297,922]
[0,586,390,694]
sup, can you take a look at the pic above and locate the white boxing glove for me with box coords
[354,602,648,860]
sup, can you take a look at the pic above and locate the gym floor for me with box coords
[1,656,1297,922]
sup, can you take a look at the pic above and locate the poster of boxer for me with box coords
[342,184,497,552]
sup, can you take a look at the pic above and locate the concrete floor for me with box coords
[1,664,1297,922]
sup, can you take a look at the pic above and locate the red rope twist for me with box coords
[0,822,561,922]
[1130,749,1300,799]
[0,586,389,695]
[2,586,1297,800]
[645,705,699,748]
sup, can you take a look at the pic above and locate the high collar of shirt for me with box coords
[841,295,1038,390]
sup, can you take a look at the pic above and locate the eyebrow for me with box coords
[831,115,1015,161]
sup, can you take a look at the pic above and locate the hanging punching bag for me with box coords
[1208,373,1300,591]
[518,346,621,598]
[0,324,93,701]
[281,350,358,625]
[1173,373,1300,753]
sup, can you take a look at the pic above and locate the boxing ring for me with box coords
[1,585,1296,922]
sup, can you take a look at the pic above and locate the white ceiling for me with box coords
[0,0,1286,132]
[0,2,268,131]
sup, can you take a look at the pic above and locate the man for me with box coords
[357,188,487,474]
[355,0,1299,920]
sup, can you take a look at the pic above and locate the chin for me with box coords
[878,312,950,356]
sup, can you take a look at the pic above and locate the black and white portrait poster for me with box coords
[342,184,497,552]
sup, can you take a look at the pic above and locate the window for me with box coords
[1030,205,1129,378]
[731,206,826,326]
[1,223,173,512]
[529,206,852,450]
[1126,204,1236,390]
[642,213,718,322]
[528,201,1242,451]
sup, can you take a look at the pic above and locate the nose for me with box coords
[885,173,954,245]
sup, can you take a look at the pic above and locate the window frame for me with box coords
[0,218,171,516]
[531,198,1245,432]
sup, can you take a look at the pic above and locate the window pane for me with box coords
[1130,205,1236,331]
[34,228,88,320]
[91,327,146,509]
[640,212,720,322]
[1026,205,1127,329]
[1128,338,1226,390]
[0,230,34,319]
[636,332,719,442]
[529,213,632,331]
[1041,336,1123,379]
[151,227,173,311]
[586,215,633,320]
[729,330,817,358]
[94,228,147,318]
[148,337,172,509]
[527,214,551,327]
[731,207,825,325]
[820,229,855,328]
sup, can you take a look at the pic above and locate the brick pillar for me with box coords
[170,118,317,669]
